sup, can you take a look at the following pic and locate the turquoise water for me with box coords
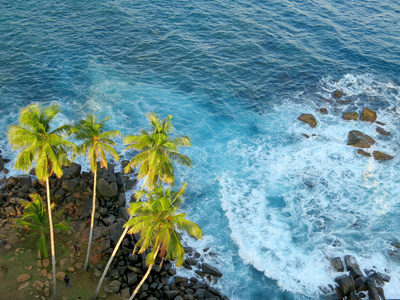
[1,1,400,299]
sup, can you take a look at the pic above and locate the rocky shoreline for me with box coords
[0,160,227,300]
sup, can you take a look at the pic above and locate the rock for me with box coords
[42,259,49,268]
[185,258,198,266]
[164,290,179,299]
[103,215,116,226]
[175,276,188,284]
[343,112,359,121]
[339,99,353,104]
[62,179,79,192]
[93,268,102,277]
[330,257,344,272]
[118,207,130,221]
[373,151,393,161]
[120,287,130,298]
[56,271,66,281]
[108,222,124,244]
[357,149,372,157]
[344,255,359,271]
[127,272,138,285]
[360,108,377,123]
[59,258,68,269]
[355,277,368,292]
[201,263,223,278]
[376,127,391,136]
[368,286,380,299]
[298,114,317,128]
[108,280,121,293]
[347,131,375,148]
[62,163,81,179]
[5,206,17,217]
[316,108,328,114]
[17,175,32,187]
[16,273,31,283]
[75,262,84,270]
[339,275,356,296]
[97,178,118,198]
[333,90,345,99]
[349,267,364,279]
[18,281,30,291]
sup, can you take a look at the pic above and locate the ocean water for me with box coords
[1,0,400,299]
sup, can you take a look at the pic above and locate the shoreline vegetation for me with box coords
[1,103,227,300]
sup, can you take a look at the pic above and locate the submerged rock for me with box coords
[333,90,345,99]
[347,131,375,148]
[298,114,317,128]
[360,108,377,123]
[316,108,328,114]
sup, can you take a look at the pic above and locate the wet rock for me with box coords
[330,257,344,272]
[355,277,368,292]
[349,266,364,279]
[360,108,377,123]
[342,112,359,121]
[298,114,317,128]
[201,263,223,278]
[376,127,391,136]
[344,255,360,271]
[316,108,328,114]
[357,149,371,157]
[368,286,380,299]
[347,131,375,148]
[302,133,310,138]
[339,275,356,296]
[339,99,353,104]
[333,90,345,99]
[373,151,393,161]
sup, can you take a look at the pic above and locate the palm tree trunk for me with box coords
[84,166,97,271]
[92,223,130,300]
[129,244,160,300]
[46,177,57,300]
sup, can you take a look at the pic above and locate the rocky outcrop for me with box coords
[360,108,377,123]
[342,112,358,121]
[298,114,317,128]
[323,256,390,300]
[347,130,375,148]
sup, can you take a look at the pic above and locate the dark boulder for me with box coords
[62,178,79,192]
[97,178,118,198]
[355,277,368,292]
[298,114,317,128]
[201,263,223,278]
[108,222,124,244]
[349,267,363,279]
[360,108,377,123]
[344,255,360,271]
[373,151,393,161]
[347,131,375,148]
[330,257,344,272]
[17,175,32,187]
[339,275,355,296]
[61,163,81,179]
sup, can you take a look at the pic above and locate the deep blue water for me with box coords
[1,0,400,299]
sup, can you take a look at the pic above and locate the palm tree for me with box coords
[7,103,76,300]
[17,193,69,259]
[73,115,120,271]
[123,112,191,190]
[127,183,202,299]
[92,184,202,300]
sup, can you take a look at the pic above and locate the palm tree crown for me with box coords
[73,115,120,171]
[126,183,202,267]
[7,103,76,180]
[123,112,191,190]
